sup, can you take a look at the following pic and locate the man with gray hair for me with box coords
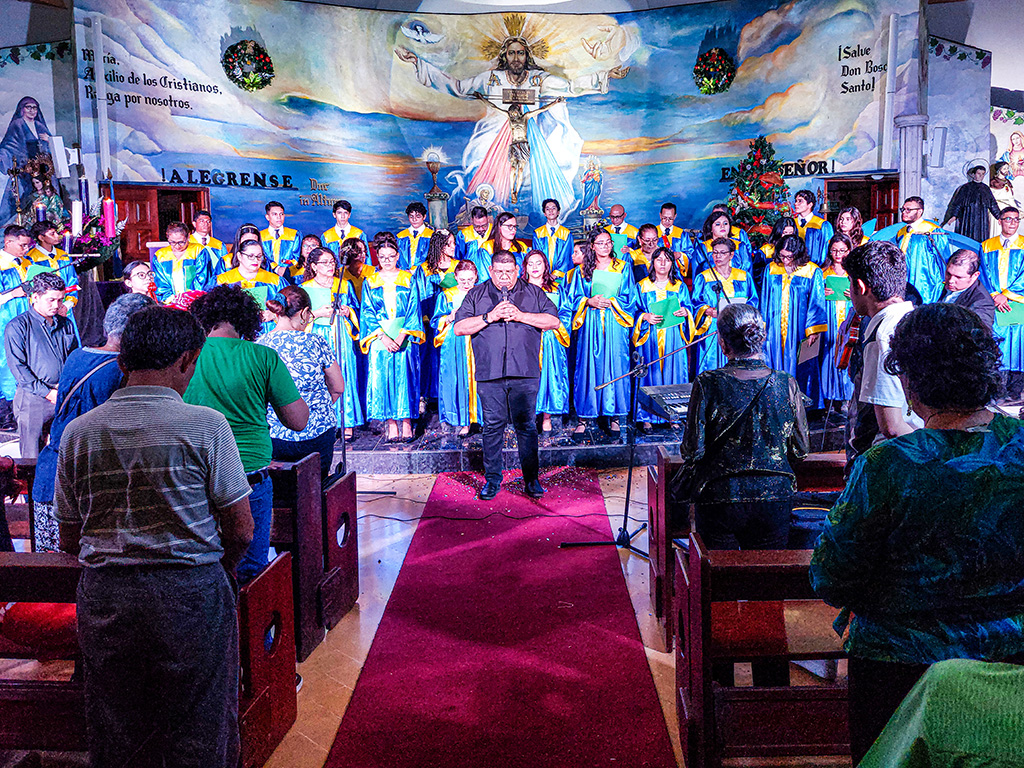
[4,271,77,457]
[937,248,995,331]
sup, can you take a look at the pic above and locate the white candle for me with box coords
[71,200,83,236]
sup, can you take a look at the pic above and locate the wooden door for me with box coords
[871,179,900,229]
[113,185,159,265]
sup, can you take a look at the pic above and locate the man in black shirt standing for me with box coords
[455,250,559,500]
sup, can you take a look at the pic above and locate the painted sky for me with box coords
[74,0,922,236]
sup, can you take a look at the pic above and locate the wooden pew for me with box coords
[0,552,297,766]
[648,450,847,650]
[3,455,361,664]
[647,446,686,650]
[675,533,849,768]
[269,455,359,661]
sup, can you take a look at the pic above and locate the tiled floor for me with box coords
[2,467,848,768]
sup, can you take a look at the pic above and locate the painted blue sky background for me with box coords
[75,0,922,238]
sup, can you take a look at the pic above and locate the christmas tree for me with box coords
[726,135,791,246]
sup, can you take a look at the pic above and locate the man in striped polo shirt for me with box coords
[56,305,254,768]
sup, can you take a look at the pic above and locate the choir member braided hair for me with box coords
[372,231,398,252]
[189,284,263,342]
[520,249,557,293]
[718,303,767,359]
[425,229,454,274]
[266,285,312,318]
[883,303,1002,411]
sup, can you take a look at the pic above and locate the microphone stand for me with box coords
[560,330,715,558]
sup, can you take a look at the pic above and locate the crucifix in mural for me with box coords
[395,13,632,218]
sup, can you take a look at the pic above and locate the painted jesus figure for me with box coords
[395,37,627,215]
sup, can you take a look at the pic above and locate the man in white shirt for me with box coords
[845,240,922,461]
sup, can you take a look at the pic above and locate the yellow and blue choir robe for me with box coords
[691,266,759,374]
[691,237,752,277]
[0,255,31,399]
[301,277,364,430]
[342,262,375,416]
[397,227,434,272]
[760,261,828,397]
[603,222,639,250]
[981,234,1024,372]
[818,266,855,403]
[536,280,572,416]
[321,225,368,256]
[633,278,694,423]
[152,243,210,302]
[413,260,459,401]
[260,226,301,272]
[455,223,491,261]
[532,224,575,275]
[189,233,230,279]
[890,219,951,303]
[217,267,283,337]
[731,225,753,252]
[795,214,834,266]
[27,246,82,343]
[358,270,424,421]
[568,258,639,419]
[656,224,690,258]
[431,287,480,427]
[27,246,80,311]
[478,238,529,270]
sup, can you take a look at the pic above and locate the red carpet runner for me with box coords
[326,467,677,768]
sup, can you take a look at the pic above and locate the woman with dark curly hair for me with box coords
[185,284,309,584]
[811,302,1024,763]
[760,234,827,398]
[567,227,639,440]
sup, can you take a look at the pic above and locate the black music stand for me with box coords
[560,349,652,558]
[559,331,710,557]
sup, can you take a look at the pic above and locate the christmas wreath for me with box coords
[693,47,736,96]
[222,40,275,92]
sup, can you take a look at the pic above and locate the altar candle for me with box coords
[78,177,90,214]
[62,231,72,255]
[34,200,47,223]
[71,201,83,236]
[102,197,116,238]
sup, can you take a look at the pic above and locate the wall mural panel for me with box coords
[0,40,76,226]
[74,0,923,240]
